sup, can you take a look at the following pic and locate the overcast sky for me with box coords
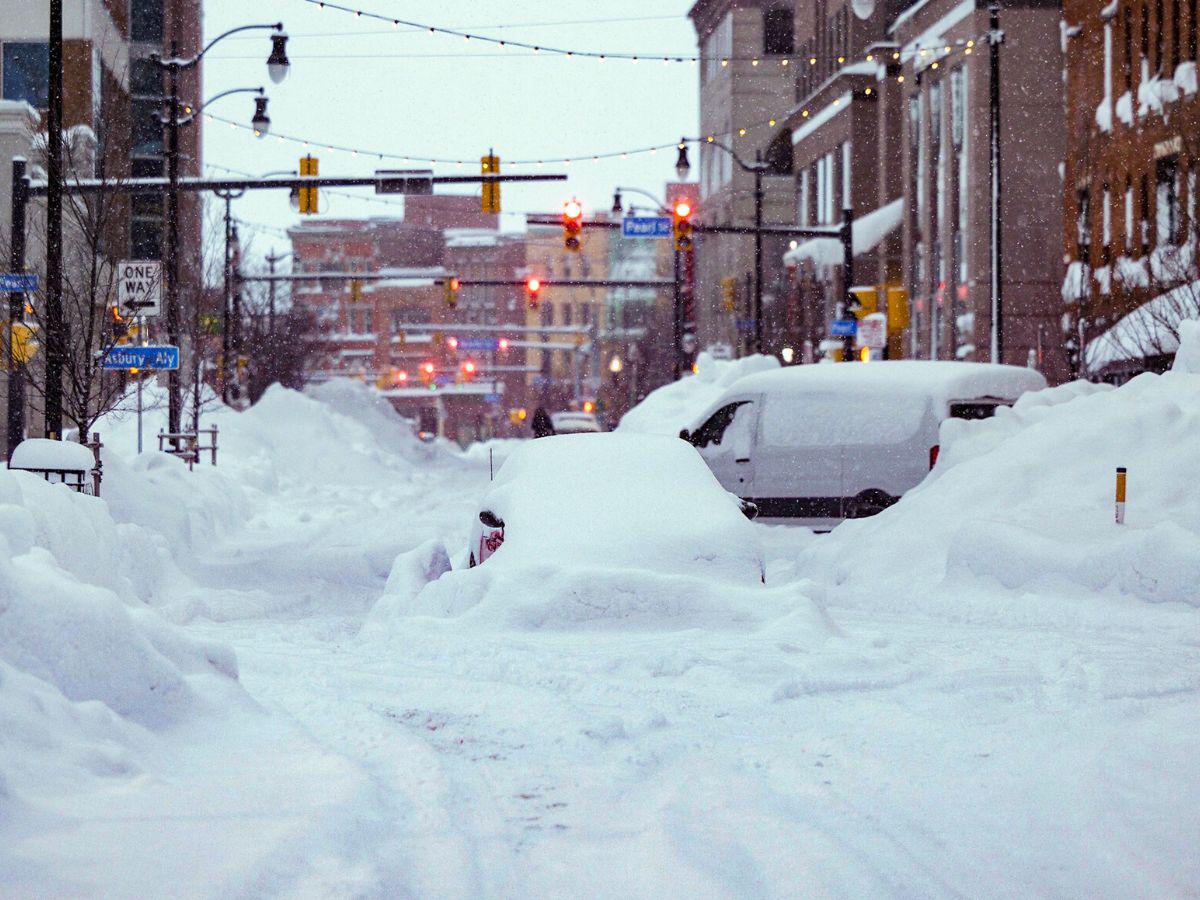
[202,1,700,258]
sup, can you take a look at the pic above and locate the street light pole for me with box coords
[753,152,765,354]
[7,158,28,454]
[988,0,1005,364]
[152,23,288,436]
[45,0,64,437]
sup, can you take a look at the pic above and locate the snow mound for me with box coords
[407,565,830,634]
[800,369,1200,609]
[617,352,780,436]
[1173,319,1200,372]
[0,469,240,808]
[363,539,452,631]
[305,379,440,464]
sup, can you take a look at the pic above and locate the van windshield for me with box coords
[761,391,928,447]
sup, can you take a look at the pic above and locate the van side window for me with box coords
[692,401,750,448]
[949,400,1007,420]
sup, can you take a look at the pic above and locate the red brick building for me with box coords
[1063,0,1200,379]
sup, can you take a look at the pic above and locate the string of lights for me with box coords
[297,0,982,69]
[207,31,986,168]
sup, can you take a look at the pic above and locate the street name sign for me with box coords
[621,216,672,239]
[830,318,858,337]
[0,273,38,292]
[103,345,179,371]
[117,261,162,317]
[457,336,500,351]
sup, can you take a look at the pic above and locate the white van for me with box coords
[680,361,1047,528]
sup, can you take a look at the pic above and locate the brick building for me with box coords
[690,0,798,353]
[1063,0,1200,379]
[288,196,534,443]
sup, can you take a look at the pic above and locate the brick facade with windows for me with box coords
[1063,0,1200,378]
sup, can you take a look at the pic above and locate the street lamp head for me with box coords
[609,355,623,374]
[611,191,623,216]
[675,139,691,181]
[251,95,270,137]
[267,31,290,84]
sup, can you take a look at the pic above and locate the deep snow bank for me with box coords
[801,338,1200,609]
[617,352,780,436]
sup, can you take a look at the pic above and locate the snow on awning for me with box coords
[783,198,904,269]
[1085,280,1200,369]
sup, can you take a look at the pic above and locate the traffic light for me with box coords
[525,276,542,309]
[393,368,409,386]
[109,305,129,341]
[299,154,319,215]
[562,199,583,252]
[3,321,38,367]
[481,153,501,214]
[498,337,509,352]
[460,359,477,381]
[720,277,736,312]
[672,200,694,252]
[420,361,435,384]
[349,279,362,302]
[444,276,461,309]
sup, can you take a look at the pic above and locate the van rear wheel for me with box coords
[846,490,896,519]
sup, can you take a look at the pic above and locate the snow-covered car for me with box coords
[549,411,603,434]
[681,360,1047,528]
[467,432,763,583]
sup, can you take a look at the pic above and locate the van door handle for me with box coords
[735,457,750,463]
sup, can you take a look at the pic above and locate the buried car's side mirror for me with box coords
[479,510,505,529]
[740,500,759,521]
[678,428,691,442]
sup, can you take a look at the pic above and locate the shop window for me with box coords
[2,43,49,109]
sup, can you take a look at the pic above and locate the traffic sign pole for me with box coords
[6,157,29,458]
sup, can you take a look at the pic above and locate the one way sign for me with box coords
[117,260,162,317]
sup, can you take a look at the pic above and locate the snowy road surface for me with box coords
[3,379,1199,897]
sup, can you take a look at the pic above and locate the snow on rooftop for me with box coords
[783,198,904,268]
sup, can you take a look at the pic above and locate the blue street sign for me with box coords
[735,318,757,334]
[621,216,672,239]
[830,319,858,337]
[433,373,455,386]
[0,273,38,292]
[484,394,501,404]
[457,336,500,351]
[103,345,180,371]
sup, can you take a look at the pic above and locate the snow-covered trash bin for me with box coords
[7,435,103,496]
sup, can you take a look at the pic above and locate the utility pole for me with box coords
[7,159,28,453]
[989,0,1005,364]
[44,0,64,437]
[164,41,183,437]
[840,207,856,362]
[753,151,765,355]
[672,249,683,380]
[217,190,241,403]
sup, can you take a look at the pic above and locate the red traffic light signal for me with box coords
[562,199,583,252]
[498,338,509,351]
[525,276,542,309]
[672,200,695,252]
[461,359,477,380]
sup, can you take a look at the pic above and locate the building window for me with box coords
[132,97,164,157]
[765,130,793,175]
[1154,0,1163,72]
[1124,6,1135,92]
[1102,182,1113,262]
[1140,173,1151,252]
[1125,175,1135,250]
[1157,155,1180,245]
[1171,0,1181,68]
[2,43,49,109]
[131,58,162,97]
[131,0,165,43]
[951,67,968,285]
[799,168,810,226]
[763,6,794,55]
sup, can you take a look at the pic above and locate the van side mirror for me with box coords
[479,510,505,529]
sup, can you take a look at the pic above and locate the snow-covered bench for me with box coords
[7,434,103,496]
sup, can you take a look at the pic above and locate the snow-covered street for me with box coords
[4,368,1199,897]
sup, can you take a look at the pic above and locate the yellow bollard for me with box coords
[1115,467,1127,524]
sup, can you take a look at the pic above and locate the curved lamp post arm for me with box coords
[615,185,669,214]
[154,23,283,70]
[693,137,766,173]
[195,86,264,116]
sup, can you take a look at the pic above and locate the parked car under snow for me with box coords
[467,432,764,584]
